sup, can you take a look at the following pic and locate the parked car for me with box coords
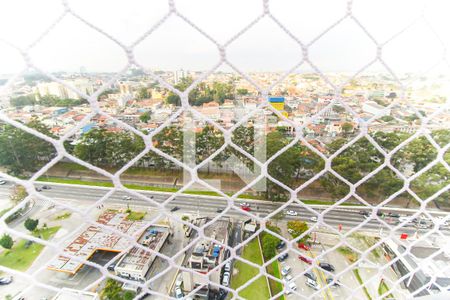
[170,206,180,212]
[0,179,6,185]
[222,272,230,286]
[175,273,183,287]
[175,287,184,299]
[0,275,12,285]
[107,263,116,271]
[326,276,341,287]
[285,210,298,216]
[319,262,335,272]
[224,261,232,272]
[304,271,316,281]
[278,253,289,262]
[298,242,310,251]
[284,274,293,282]
[276,241,286,250]
[305,278,319,290]
[284,281,297,295]
[299,255,312,264]
[281,266,292,277]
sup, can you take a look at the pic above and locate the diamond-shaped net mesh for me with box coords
[0,0,449,299]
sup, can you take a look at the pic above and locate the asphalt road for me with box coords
[0,181,448,236]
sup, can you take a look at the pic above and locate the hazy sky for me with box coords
[0,0,449,75]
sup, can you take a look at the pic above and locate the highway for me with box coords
[0,181,449,235]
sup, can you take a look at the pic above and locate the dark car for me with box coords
[0,276,12,285]
[388,212,400,218]
[319,262,335,272]
[42,185,51,190]
[36,187,42,192]
[170,206,180,212]
[276,241,286,250]
[278,253,289,262]
[107,263,116,271]
[304,271,316,281]
[326,277,341,287]
[216,208,224,213]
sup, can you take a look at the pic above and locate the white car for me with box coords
[306,278,319,290]
[310,216,318,222]
[285,281,298,294]
[284,274,293,282]
[240,202,249,207]
[286,210,298,216]
[0,179,6,185]
[222,272,230,286]
[175,287,184,299]
[175,274,183,287]
[122,195,132,200]
[224,261,232,272]
[281,266,292,277]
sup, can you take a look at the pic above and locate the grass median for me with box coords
[230,238,270,299]
[0,226,60,271]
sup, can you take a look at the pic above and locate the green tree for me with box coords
[261,234,280,260]
[341,122,353,135]
[237,88,248,96]
[24,218,39,233]
[196,125,225,173]
[287,220,310,243]
[0,119,56,175]
[137,87,150,100]
[0,234,13,250]
[101,279,135,300]
[139,111,151,123]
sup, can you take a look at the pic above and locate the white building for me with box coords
[53,288,99,300]
[362,101,390,116]
[36,79,93,100]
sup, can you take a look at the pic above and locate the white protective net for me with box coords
[0,0,450,299]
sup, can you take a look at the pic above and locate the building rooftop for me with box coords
[48,210,147,274]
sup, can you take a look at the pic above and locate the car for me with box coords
[305,278,319,290]
[122,195,132,200]
[175,273,183,287]
[240,202,249,207]
[304,271,316,281]
[216,208,224,213]
[42,185,51,190]
[360,211,370,217]
[222,272,230,286]
[415,221,431,229]
[299,255,312,264]
[0,276,12,285]
[278,253,289,262]
[175,287,184,299]
[107,262,116,271]
[241,205,251,212]
[298,242,310,251]
[36,187,42,192]
[276,241,286,250]
[284,281,297,295]
[326,277,341,287]
[281,266,292,277]
[399,216,413,223]
[0,179,6,185]
[224,261,232,272]
[388,212,400,218]
[319,262,335,272]
[284,274,293,282]
[310,216,318,222]
[285,210,298,216]
[170,206,180,212]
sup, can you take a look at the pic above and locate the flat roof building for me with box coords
[182,217,231,298]
[52,288,99,300]
[115,225,170,282]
